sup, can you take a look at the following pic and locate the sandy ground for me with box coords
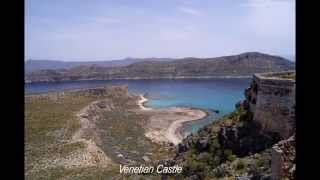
[137,95,207,145]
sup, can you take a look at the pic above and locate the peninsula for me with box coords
[25,85,207,179]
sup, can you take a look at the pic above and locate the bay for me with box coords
[25,78,250,136]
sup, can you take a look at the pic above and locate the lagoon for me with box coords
[25,78,250,136]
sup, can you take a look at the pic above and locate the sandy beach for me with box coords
[138,94,152,110]
[137,94,207,145]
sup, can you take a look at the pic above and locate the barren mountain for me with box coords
[25,52,295,83]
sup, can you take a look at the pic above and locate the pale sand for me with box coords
[138,95,152,110]
[166,108,206,145]
[138,95,207,145]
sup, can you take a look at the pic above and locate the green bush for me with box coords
[227,154,237,162]
[229,106,246,121]
[256,158,265,167]
[224,149,232,157]
[236,160,246,170]
[213,166,228,178]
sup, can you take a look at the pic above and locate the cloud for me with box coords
[178,7,203,16]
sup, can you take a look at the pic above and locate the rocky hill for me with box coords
[164,71,296,180]
[25,52,295,83]
[25,58,175,73]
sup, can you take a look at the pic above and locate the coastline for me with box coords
[165,108,208,145]
[137,95,152,110]
[138,94,208,145]
[25,75,251,84]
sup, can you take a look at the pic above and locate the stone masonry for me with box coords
[245,71,295,139]
[244,71,296,180]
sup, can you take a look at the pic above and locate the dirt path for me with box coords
[68,100,113,168]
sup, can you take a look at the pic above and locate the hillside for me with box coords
[25,52,295,83]
[166,71,296,179]
[25,58,175,73]
[25,86,176,179]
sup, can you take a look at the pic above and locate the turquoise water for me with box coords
[25,79,250,135]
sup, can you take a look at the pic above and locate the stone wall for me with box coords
[271,134,296,180]
[245,71,295,139]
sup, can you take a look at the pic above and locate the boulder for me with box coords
[195,138,209,151]
[177,143,187,153]
[235,176,251,180]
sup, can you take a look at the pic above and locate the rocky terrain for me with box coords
[25,71,296,179]
[25,85,210,179]
[25,58,174,73]
[161,71,296,180]
[25,52,294,83]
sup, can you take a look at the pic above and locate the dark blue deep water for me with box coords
[25,79,250,136]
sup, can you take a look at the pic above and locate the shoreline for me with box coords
[138,94,208,145]
[176,108,210,139]
[165,108,208,145]
[137,94,152,110]
[25,76,251,84]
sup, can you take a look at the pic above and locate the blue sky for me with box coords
[25,0,295,61]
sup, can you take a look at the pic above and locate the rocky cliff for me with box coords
[167,71,296,180]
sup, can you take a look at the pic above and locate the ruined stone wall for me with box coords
[245,71,295,139]
[271,134,296,180]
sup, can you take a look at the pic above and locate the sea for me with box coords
[25,78,250,137]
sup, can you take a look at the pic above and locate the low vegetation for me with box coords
[25,87,175,179]
[173,105,280,179]
[25,52,295,83]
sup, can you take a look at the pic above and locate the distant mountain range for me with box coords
[25,52,295,83]
[25,57,175,73]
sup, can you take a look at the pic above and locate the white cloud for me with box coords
[178,7,203,16]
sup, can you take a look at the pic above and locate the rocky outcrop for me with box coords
[271,134,296,180]
[170,71,296,179]
[217,121,281,157]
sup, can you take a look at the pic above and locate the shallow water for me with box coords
[25,78,250,135]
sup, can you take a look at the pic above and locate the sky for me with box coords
[25,0,295,61]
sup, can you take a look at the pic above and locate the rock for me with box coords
[96,101,107,109]
[142,155,151,162]
[210,108,220,114]
[235,176,251,180]
[117,154,124,158]
[187,175,201,180]
[177,143,187,153]
[235,100,249,110]
[79,113,88,118]
[235,101,243,109]
[271,134,295,180]
[195,138,209,151]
